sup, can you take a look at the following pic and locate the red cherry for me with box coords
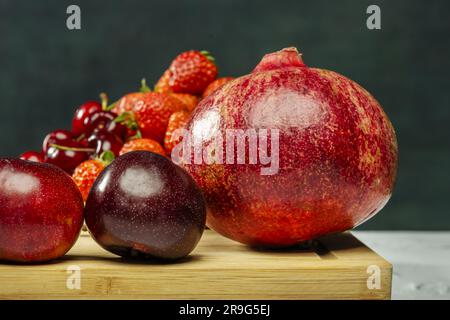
[19,151,46,163]
[78,137,89,148]
[87,130,123,157]
[72,101,102,136]
[106,118,127,139]
[84,111,126,139]
[42,130,74,154]
[125,127,139,140]
[46,140,91,174]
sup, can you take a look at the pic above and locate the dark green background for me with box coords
[0,0,449,229]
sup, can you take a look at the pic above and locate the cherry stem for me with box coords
[100,93,109,111]
[76,134,85,142]
[100,92,117,111]
[140,78,152,93]
[105,101,117,111]
[50,143,95,153]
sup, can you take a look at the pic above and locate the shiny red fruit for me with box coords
[114,92,185,143]
[42,129,74,154]
[46,139,89,174]
[19,151,45,163]
[168,50,218,94]
[202,77,234,98]
[84,111,126,139]
[87,130,123,157]
[183,47,398,247]
[72,159,106,202]
[0,159,84,262]
[72,101,102,136]
[85,151,206,260]
[119,138,166,157]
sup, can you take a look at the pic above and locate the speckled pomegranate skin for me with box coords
[85,151,206,260]
[0,159,84,262]
[183,48,398,247]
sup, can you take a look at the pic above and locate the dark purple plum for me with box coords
[84,151,206,260]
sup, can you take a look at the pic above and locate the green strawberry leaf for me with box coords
[99,151,115,164]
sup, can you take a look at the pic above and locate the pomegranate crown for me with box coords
[252,47,306,73]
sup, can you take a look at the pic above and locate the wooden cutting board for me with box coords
[0,230,392,299]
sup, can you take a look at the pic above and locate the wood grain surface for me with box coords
[0,230,392,299]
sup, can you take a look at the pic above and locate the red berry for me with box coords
[171,93,199,112]
[119,138,166,157]
[202,77,234,98]
[113,92,145,115]
[87,130,123,157]
[19,151,45,163]
[154,69,172,94]
[84,111,126,139]
[115,93,186,143]
[42,130,74,154]
[46,140,90,174]
[164,110,190,154]
[168,50,218,94]
[72,159,106,202]
[72,101,102,136]
[133,93,186,143]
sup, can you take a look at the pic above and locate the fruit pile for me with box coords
[1,47,398,264]
[1,49,229,263]
[18,50,234,201]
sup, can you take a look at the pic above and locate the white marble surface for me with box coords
[353,231,450,300]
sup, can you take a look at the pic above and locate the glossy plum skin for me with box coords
[0,159,84,262]
[85,151,206,260]
[183,48,398,247]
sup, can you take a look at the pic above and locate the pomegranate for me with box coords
[181,47,398,247]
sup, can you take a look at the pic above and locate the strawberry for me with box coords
[112,93,142,140]
[119,138,166,157]
[202,77,234,98]
[114,79,186,143]
[154,69,172,94]
[113,92,145,115]
[164,110,191,154]
[131,93,185,143]
[112,79,150,115]
[72,151,114,202]
[168,50,218,94]
[171,93,199,112]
